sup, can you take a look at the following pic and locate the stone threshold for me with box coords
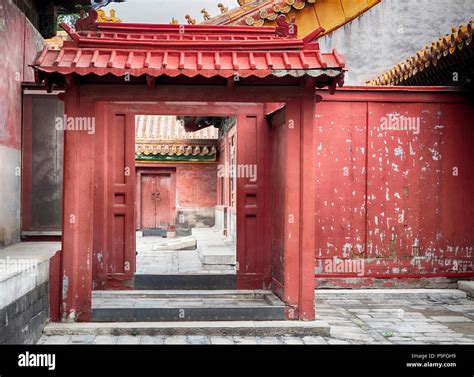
[43,320,331,337]
[316,288,467,300]
[91,290,286,322]
[134,274,236,290]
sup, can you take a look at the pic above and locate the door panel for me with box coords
[105,111,136,288]
[141,175,157,229]
[236,113,272,289]
[140,174,172,229]
[156,175,171,228]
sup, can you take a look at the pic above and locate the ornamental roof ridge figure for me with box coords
[275,14,297,38]
[74,8,99,32]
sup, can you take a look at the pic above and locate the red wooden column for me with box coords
[60,80,94,322]
[283,91,316,320]
[299,92,317,320]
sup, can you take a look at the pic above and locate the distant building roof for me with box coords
[135,116,218,160]
[136,115,219,142]
[368,20,473,86]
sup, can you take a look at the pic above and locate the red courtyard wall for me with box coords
[0,0,45,247]
[176,164,218,208]
[314,87,474,288]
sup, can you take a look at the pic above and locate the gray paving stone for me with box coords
[331,332,373,342]
[210,336,234,345]
[328,339,352,344]
[256,336,282,345]
[186,336,211,345]
[430,316,472,322]
[116,335,141,344]
[302,336,327,344]
[43,335,71,345]
[36,336,47,345]
[69,335,95,344]
[140,335,165,345]
[279,336,304,345]
[164,336,188,344]
[37,288,474,345]
[391,340,424,344]
[93,335,118,344]
[233,336,258,345]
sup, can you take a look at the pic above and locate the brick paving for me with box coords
[37,292,474,345]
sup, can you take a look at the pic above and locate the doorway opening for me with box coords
[134,114,237,282]
[88,99,294,321]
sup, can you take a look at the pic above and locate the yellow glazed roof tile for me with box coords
[201,0,381,38]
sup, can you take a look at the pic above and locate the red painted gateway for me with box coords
[33,18,346,322]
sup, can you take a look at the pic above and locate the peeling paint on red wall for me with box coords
[315,88,474,286]
[0,0,45,149]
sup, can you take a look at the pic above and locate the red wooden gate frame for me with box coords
[33,21,345,322]
[57,89,320,321]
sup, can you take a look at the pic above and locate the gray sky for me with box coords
[104,0,237,25]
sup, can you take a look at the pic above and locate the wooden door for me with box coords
[236,113,272,289]
[105,110,136,288]
[140,174,172,229]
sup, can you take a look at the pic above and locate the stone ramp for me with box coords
[91,290,285,322]
[152,236,197,251]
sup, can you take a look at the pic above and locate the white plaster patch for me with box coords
[428,148,441,161]
[394,146,403,157]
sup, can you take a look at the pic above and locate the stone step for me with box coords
[135,274,236,290]
[43,320,330,337]
[91,290,285,322]
[192,228,236,271]
[316,289,467,300]
[458,281,474,298]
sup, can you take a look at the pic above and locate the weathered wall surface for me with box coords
[22,95,64,232]
[0,0,45,247]
[175,164,218,235]
[319,0,474,85]
[315,88,474,287]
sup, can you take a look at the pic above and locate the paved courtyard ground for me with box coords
[37,290,474,345]
[136,232,235,274]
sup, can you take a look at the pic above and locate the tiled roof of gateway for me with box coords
[368,20,473,86]
[33,17,345,83]
[199,0,380,38]
[135,116,218,158]
[136,116,218,142]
